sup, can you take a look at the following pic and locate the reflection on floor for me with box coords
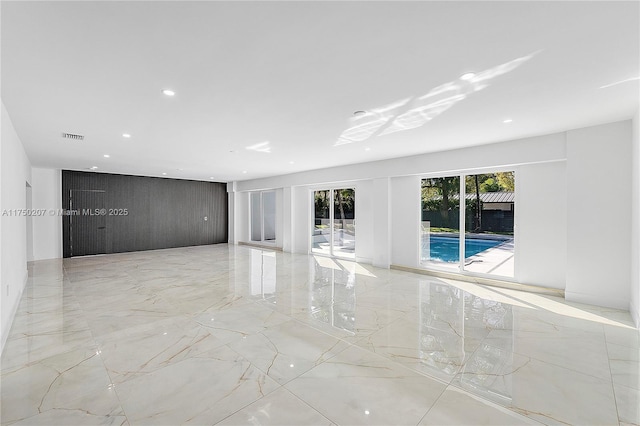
[1,244,639,425]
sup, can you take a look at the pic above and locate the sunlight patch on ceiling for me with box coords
[600,76,640,89]
[335,51,540,146]
[245,141,272,153]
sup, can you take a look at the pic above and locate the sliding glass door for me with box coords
[420,176,461,272]
[463,173,514,277]
[312,190,331,255]
[251,191,276,244]
[332,188,356,258]
[312,188,355,259]
[421,172,515,278]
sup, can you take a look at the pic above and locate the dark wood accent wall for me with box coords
[62,170,228,257]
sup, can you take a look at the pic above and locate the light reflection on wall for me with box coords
[335,51,539,146]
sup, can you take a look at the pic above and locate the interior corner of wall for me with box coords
[356,257,372,265]
[631,299,640,328]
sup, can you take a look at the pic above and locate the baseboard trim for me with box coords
[1,271,28,356]
[565,291,628,311]
[237,241,283,252]
[390,264,565,297]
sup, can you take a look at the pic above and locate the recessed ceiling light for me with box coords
[103,154,110,158]
[122,133,131,138]
[503,119,513,123]
[209,177,215,180]
[460,72,476,81]
[162,172,167,176]
[162,89,175,96]
[242,171,247,174]
[353,110,367,117]
[90,166,98,170]
[289,161,294,165]
[364,147,371,151]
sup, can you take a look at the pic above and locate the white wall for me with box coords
[227,182,236,244]
[372,178,391,268]
[234,133,570,283]
[390,175,421,268]
[516,161,567,289]
[1,102,33,353]
[0,102,3,354]
[230,120,636,313]
[282,187,293,252]
[26,184,33,261]
[235,133,566,193]
[354,180,373,264]
[292,186,309,254]
[31,168,62,260]
[387,163,569,287]
[274,189,283,248]
[566,121,632,309]
[631,109,640,326]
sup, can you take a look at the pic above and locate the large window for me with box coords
[250,191,276,244]
[421,171,515,278]
[312,188,355,259]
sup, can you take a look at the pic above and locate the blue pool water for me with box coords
[423,236,501,263]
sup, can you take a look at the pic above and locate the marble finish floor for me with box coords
[1,244,639,425]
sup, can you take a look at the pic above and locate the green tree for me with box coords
[496,171,515,191]
[480,177,501,192]
[334,189,354,231]
[422,177,460,227]
[473,175,482,231]
[314,190,330,221]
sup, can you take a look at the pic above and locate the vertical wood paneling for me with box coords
[62,170,228,257]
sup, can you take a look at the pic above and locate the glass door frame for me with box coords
[310,186,356,259]
[419,168,517,280]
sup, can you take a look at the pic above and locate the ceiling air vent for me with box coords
[61,132,84,141]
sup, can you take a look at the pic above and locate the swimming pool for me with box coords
[422,235,502,263]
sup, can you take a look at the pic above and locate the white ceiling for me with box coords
[2,1,638,182]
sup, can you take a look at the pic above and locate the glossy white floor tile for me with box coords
[114,345,279,425]
[2,244,639,425]
[418,386,538,425]
[285,344,447,425]
[216,387,333,426]
[228,319,349,385]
